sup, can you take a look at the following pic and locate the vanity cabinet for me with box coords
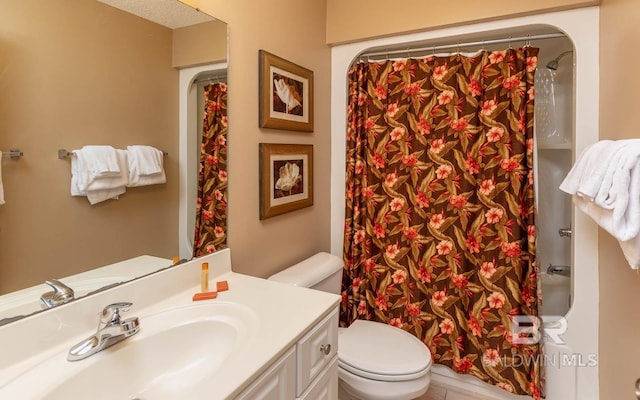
[234,347,297,399]
[236,308,339,400]
[298,357,338,400]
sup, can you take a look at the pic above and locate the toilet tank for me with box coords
[268,252,343,295]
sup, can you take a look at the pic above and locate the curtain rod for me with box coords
[359,32,566,59]
[194,74,227,85]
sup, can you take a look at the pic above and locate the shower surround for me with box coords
[331,7,599,400]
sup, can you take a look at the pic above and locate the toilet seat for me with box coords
[338,320,432,382]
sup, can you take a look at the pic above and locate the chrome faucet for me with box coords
[67,302,140,361]
[40,279,75,308]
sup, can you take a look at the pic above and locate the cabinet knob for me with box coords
[320,344,331,355]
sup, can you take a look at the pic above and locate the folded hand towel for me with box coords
[84,149,128,192]
[127,145,162,175]
[71,148,129,204]
[71,146,121,193]
[81,145,120,178]
[126,145,166,187]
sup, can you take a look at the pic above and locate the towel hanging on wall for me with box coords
[560,139,640,268]
[125,145,166,187]
[70,146,128,205]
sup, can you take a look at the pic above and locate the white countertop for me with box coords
[0,249,340,399]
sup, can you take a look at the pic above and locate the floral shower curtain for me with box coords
[193,82,228,256]
[341,48,541,397]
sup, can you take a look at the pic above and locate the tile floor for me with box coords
[418,382,494,400]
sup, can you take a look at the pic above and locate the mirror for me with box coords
[0,0,228,322]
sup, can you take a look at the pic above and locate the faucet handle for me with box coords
[101,302,133,326]
[40,279,75,308]
[44,279,75,300]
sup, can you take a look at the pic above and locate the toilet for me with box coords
[268,252,432,400]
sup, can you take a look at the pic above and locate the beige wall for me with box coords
[0,0,178,293]
[326,0,599,44]
[599,0,640,397]
[183,0,332,278]
[172,20,227,68]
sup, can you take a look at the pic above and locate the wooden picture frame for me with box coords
[259,50,314,132]
[259,143,313,219]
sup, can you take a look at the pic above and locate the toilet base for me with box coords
[337,367,431,400]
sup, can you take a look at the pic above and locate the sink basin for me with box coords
[0,302,258,399]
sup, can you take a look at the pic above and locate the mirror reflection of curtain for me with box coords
[341,48,541,398]
[193,82,228,256]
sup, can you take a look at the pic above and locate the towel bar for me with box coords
[58,148,168,159]
[58,149,74,159]
[2,149,23,160]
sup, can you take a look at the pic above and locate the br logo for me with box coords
[511,315,568,345]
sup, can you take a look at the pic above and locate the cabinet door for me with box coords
[235,347,296,400]
[296,308,338,396]
[298,355,338,400]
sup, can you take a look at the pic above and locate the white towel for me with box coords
[82,145,120,178]
[595,141,640,211]
[125,145,166,187]
[71,146,121,193]
[71,148,129,204]
[559,140,617,200]
[560,139,640,268]
[0,154,5,206]
[573,196,640,269]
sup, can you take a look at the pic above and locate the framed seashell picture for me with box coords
[259,143,313,219]
[259,50,314,132]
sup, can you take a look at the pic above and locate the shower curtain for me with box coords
[341,48,541,398]
[193,82,228,256]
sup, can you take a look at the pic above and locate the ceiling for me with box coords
[97,0,215,29]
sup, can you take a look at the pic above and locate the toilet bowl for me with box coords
[268,252,432,400]
[337,320,431,400]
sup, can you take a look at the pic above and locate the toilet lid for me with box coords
[338,320,431,381]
